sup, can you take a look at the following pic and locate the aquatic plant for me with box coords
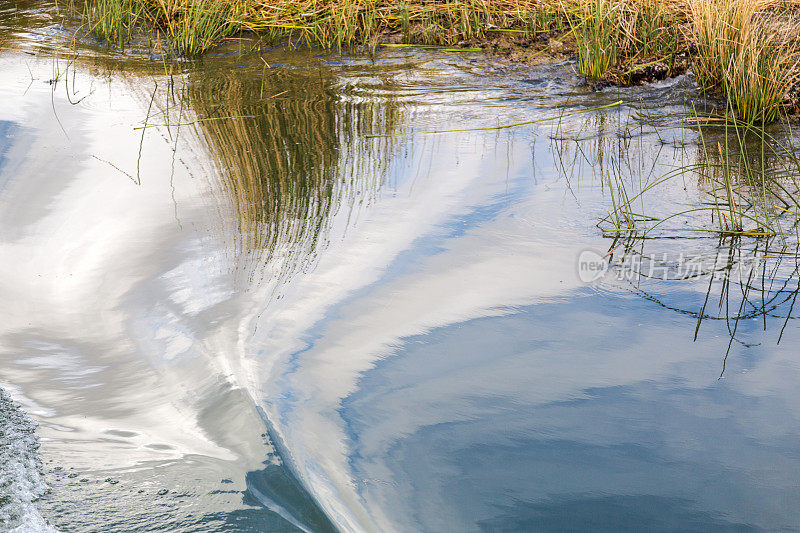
[567,0,685,79]
[553,105,800,365]
[549,97,800,242]
[591,111,800,239]
[171,0,240,55]
[625,0,680,57]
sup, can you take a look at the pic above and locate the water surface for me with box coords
[2,2,800,531]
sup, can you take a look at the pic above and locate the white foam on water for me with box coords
[0,389,58,532]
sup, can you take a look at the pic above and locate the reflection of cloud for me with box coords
[6,26,800,532]
[0,57,264,467]
[0,46,406,530]
[291,283,800,531]
[340,293,800,531]
[250,122,800,531]
[245,130,597,530]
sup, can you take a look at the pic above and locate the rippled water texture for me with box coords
[3,1,800,531]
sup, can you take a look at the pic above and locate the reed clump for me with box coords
[85,0,144,46]
[85,0,246,55]
[573,0,620,78]
[690,0,800,124]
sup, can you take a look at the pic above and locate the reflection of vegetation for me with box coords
[71,0,800,124]
[570,111,800,240]
[182,63,398,284]
[554,107,800,369]
[609,236,800,377]
[39,37,400,286]
[1,0,55,48]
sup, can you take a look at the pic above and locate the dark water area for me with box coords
[2,1,800,532]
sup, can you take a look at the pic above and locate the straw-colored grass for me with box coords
[240,0,558,48]
[690,0,800,124]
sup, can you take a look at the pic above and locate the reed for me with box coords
[571,0,685,79]
[573,0,619,78]
[81,0,573,53]
[84,0,243,55]
[625,0,681,57]
[172,0,240,55]
[84,0,143,46]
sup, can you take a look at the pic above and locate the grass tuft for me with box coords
[573,0,620,78]
[85,0,144,47]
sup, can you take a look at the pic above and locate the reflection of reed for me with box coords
[553,108,800,366]
[648,128,800,371]
[694,126,800,234]
[71,49,400,285]
[186,64,398,283]
[1,0,52,48]
[614,236,800,376]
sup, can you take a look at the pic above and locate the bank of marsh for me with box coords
[74,0,800,125]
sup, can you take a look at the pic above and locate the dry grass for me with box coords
[690,0,800,124]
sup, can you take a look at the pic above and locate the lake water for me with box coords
[2,1,800,531]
